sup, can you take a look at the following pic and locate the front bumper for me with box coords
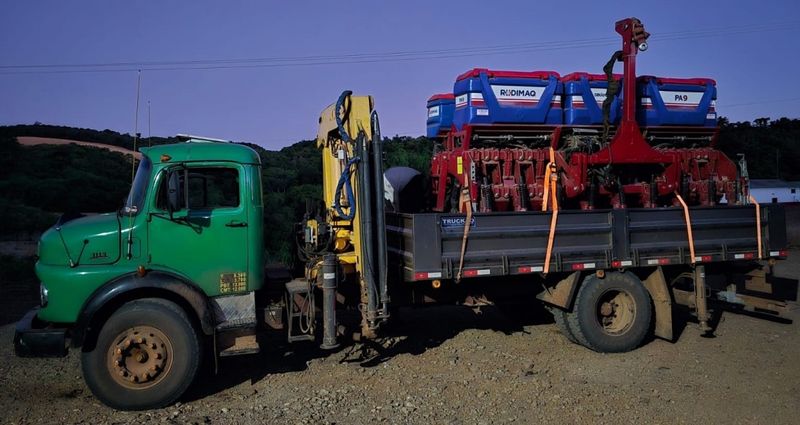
[13,309,68,357]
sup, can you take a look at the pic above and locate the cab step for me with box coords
[217,328,260,357]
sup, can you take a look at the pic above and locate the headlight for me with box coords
[39,283,48,307]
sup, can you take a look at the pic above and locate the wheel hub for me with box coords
[596,290,636,335]
[107,326,172,389]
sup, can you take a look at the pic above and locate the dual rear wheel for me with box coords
[552,272,653,353]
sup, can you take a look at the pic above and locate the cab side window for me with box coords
[157,167,240,211]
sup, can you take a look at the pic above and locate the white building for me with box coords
[749,179,800,204]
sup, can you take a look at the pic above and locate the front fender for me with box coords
[73,270,215,350]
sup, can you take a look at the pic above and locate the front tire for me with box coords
[81,298,202,410]
[566,272,652,353]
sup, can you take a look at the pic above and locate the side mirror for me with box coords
[167,170,182,218]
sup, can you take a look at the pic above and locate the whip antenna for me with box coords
[126,70,142,259]
[147,100,152,147]
[132,70,141,181]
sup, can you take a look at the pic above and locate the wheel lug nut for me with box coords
[115,348,123,355]
[136,337,144,344]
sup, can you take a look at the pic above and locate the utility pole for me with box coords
[776,148,780,180]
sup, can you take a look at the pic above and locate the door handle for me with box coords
[225,220,248,228]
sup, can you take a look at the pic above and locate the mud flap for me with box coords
[642,267,673,341]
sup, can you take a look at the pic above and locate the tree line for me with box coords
[716,117,800,181]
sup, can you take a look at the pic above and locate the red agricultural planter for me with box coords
[430,18,744,212]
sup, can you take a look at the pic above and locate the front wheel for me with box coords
[81,298,202,410]
[566,272,652,353]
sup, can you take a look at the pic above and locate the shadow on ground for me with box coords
[183,297,553,403]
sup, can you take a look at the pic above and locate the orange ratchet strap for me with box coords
[748,195,763,259]
[455,171,473,282]
[674,192,696,265]
[542,147,559,274]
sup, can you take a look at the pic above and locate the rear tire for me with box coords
[549,307,578,344]
[81,298,202,410]
[566,272,652,353]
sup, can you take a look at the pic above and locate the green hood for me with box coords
[38,213,121,266]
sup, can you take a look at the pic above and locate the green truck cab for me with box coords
[15,137,266,409]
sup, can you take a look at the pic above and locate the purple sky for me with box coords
[1,1,799,149]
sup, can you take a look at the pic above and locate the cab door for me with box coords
[148,163,250,296]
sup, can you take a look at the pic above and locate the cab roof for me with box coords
[140,139,261,165]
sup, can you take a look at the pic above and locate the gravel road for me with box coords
[1,259,798,424]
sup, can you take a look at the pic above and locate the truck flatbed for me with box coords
[386,204,788,281]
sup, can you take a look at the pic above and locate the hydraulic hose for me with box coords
[335,90,354,143]
[333,156,360,220]
[602,50,623,143]
[332,90,359,221]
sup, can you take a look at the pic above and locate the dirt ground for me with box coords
[1,255,798,425]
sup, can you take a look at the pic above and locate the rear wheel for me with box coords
[81,298,201,410]
[566,272,652,352]
[549,307,578,344]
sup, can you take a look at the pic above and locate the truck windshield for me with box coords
[122,157,152,215]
